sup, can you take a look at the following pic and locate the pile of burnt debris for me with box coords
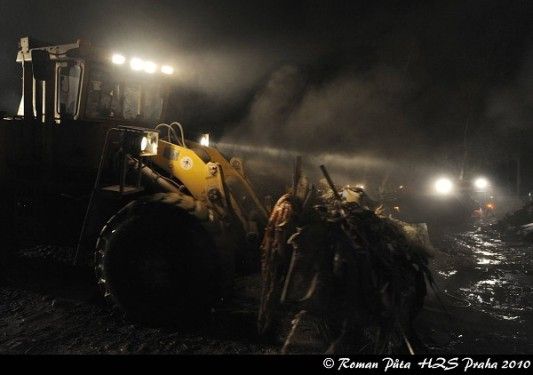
[258,161,436,354]
[495,202,533,241]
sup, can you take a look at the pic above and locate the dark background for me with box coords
[0,0,531,192]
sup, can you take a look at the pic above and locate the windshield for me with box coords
[84,64,164,122]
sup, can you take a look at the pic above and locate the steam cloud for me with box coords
[219,64,437,191]
[1,0,532,191]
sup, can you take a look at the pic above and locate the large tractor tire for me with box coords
[94,193,219,325]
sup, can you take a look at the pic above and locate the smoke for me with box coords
[1,0,531,190]
[486,45,533,132]
[218,63,436,191]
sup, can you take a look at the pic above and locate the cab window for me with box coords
[84,65,163,122]
[142,84,164,121]
[57,64,82,117]
[123,84,141,120]
[85,66,120,119]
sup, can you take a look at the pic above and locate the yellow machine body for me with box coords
[152,139,268,234]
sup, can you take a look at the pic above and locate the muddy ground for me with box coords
[0,224,532,354]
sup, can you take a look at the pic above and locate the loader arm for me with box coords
[151,139,268,233]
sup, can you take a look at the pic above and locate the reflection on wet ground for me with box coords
[419,225,533,353]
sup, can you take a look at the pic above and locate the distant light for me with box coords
[111,53,126,65]
[130,57,144,71]
[474,177,489,190]
[199,134,210,147]
[435,177,453,195]
[161,65,174,75]
[144,61,157,74]
[356,184,365,190]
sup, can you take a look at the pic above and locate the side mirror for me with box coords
[31,50,53,81]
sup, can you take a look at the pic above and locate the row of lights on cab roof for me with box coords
[111,53,174,75]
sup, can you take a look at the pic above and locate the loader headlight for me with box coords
[199,133,210,147]
[118,126,159,157]
[140,136,149,151]
[434,177,453,195]
[138,132,159,156]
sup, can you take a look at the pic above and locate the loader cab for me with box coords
[1,37,174,193]
[15,37,171,125]
[80,62,166,123]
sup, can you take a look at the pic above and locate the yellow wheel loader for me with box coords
[0,37,268,324]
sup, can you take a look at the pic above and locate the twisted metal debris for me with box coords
[259,164,436,354]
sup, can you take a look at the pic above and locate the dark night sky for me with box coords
[0,0,532,188]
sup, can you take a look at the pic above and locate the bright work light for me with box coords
[435,177,453,195]
[111,53,126,65]
[130,57,144,71]
[140,136,149,151]
[474,177,489,191]
[144,61,157,74]
[112,54,174,75]
[199,134,210,147]
[161,65,174,75]
[118,126,159,157]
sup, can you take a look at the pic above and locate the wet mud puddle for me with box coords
[419,226,533,353]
